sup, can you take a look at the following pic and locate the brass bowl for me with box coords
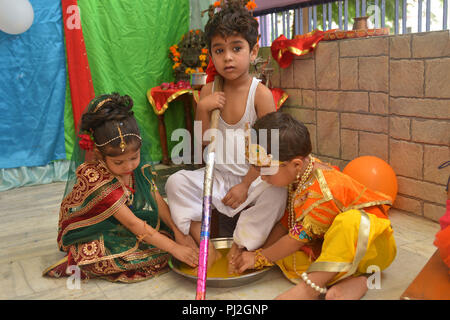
[168,237,273,288]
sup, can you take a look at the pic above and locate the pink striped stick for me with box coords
[195,76,223,300]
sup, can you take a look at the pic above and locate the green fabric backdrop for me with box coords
[64,0,190,162]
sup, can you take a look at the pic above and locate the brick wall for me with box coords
[260,30,450,222]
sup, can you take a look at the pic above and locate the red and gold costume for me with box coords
[276,163,397,285]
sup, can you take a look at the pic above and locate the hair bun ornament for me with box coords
[78,133,95,151]
[244,122,281,167]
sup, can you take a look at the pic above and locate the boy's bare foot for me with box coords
[325,276,368,300]
[275,281,322,300]
[192,245,222,274]
[207,245,222,270]
[227,242,243,274]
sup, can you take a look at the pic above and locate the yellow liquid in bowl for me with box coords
[178,248,253,278]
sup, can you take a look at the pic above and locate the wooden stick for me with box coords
[195,75,223,300]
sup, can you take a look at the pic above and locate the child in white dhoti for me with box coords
[165,3,287,270]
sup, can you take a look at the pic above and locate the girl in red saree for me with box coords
[43,93,198,282]
[233,112,397,299]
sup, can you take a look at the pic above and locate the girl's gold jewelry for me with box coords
[94,133,141,148]
[93,98,112,113]
[117,125,126,152]
[136,220,157,243]
[287,156,315,230]
[253,249,274,270]
[287,156,315,277]
[126,174,134,206]
[95,122,142,151]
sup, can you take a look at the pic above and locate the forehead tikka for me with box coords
[94,125,142,152]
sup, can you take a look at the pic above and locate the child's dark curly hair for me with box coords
[81,93,141,156]
[252,112,312,162]
[204,3,259,52]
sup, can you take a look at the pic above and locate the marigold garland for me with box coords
[245,1,257,11]
[169,29,209,79]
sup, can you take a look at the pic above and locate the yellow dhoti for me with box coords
[276,209,397,286]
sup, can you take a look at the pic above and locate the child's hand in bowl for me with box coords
[173,244,199,268]
[234,250,256,274]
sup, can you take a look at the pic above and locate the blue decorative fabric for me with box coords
[0,160,69,192]
[0,0,66,169]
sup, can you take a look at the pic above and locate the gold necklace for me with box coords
[287,156,315,277]
[287,157,315,229]
[123,174,134,206]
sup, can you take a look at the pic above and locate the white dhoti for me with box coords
[166,77,287,250]
[165,168,287,251]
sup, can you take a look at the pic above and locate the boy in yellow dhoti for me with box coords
[233,112,397,300]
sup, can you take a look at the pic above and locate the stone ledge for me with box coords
[389,139,423,180]
[390,117,411,140]
[317,111,340,158]
[316,91,369,112]
[397,176,447,204]
[412,30,450,58]
[390,60,424,97]
[425,58,450,98]
[390,35,412,59]
[393,195,422,216]
[341,113,388,133]
[411,119,450,145]
[359,56,389,93]
[340,36,389,57]
[390,97,450,119]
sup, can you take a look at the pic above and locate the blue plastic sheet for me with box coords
[0,0,66,169]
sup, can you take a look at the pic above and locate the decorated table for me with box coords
[147,81,199,165]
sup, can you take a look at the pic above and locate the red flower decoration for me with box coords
[78,133,94,151]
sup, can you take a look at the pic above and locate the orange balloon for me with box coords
[343,156,398,203]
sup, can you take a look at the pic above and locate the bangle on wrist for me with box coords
[253,249,274,270]
[136,220,157,243]
[301,272,327,294]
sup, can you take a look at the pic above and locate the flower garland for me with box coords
[245,1,257,11]
[169,29,209,78]
[211,0,257,12]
